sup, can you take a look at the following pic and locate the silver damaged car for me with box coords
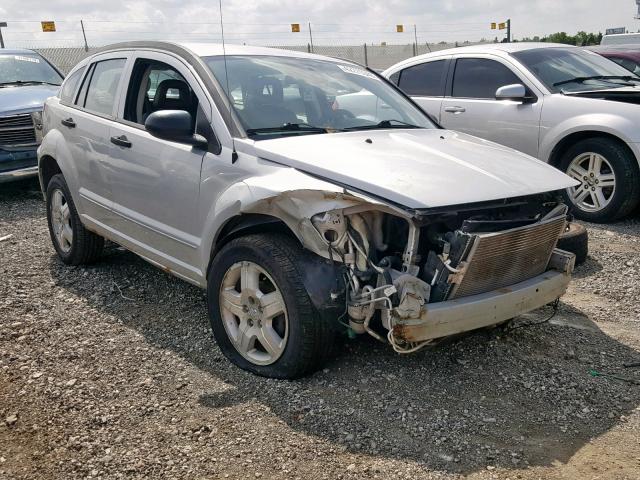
[39,42,576,378]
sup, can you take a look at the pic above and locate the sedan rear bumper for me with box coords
[393,249,574,342]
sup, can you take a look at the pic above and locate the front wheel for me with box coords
[206,233,333,379]
[560,137,640,223]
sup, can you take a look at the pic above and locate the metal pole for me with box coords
[363,43,368,66]
[507,19,511,42]
[308,22,314,53]
[0,22,6,49]
[413,24,418,49]
[80,20,89,52]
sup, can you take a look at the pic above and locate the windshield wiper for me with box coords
[342,119,423,131]
[245,122,329,136]
[0,80,61,87]
[553,75,640,87]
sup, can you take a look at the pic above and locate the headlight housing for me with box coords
[31,110,44,143]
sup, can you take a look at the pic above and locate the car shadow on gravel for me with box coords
[48,250,640,475]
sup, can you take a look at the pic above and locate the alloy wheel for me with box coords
[565,152,616,212]
[219,261,289,365]
[51,189,73,253]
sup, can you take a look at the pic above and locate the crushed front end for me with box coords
[308,192,575,352]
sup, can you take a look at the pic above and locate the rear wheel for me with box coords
[207,233,333,379]
[46,174,104,265]
[560,137,640,223]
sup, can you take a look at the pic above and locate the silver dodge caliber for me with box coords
[39,42,576,378]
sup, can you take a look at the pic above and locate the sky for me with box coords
[0,0,639,48]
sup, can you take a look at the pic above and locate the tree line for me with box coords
[516,31,604,46]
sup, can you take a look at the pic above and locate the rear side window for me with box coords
[452,58,521,99]
[59,66,85,104]
[81,58,126,116]
[398,60,446,96]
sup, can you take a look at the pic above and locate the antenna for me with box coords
[218,0,238,163]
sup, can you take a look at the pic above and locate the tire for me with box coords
[207,233,333,379]
[559,137,640,223]
[45,174,104,265]
[557,222,588,266]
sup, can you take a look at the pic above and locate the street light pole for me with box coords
[507,18,511,42]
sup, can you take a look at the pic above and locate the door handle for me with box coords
[444,106,466,114]
[110,135,132,148]
[61,118,76,128]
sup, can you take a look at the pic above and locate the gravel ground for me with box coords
[1,179,639,480]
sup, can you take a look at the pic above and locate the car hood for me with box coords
[0,84,59,115]
[253,129,577,209]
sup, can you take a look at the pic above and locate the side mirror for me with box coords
[495,83,527,102]
[145,110,208,149]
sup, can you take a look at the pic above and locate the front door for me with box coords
[440,57,542,158]
[107,53,213,282]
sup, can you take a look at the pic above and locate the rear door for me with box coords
[392,57,449,121]
[440,56,543,157]
[56,53,128,224]
[106,51,218,281]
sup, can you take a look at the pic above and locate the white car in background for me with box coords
[383,43,640,223]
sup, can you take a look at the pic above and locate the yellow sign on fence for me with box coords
[291,23,300,33]
[41,21,56,32]
[396,24,404,33]
[498,22,507,30]
[491,22,497,30]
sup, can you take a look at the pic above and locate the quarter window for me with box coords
[59,66,85,104]
[82,58,126,116]
[452,58,521,99]
[398,60,446,96]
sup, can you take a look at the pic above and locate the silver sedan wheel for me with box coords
[565,152,616,212]
[50,189,73,253]
[219,261,289,366]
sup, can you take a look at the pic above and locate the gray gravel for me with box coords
[1,179,640,480]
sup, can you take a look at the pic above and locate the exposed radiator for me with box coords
[449,215,567,299]
[0,113,37,147]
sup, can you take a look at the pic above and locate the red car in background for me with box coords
[588,45,640,75]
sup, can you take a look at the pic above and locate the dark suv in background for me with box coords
[0,49,63,183]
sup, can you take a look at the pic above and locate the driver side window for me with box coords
[123,59,198,127]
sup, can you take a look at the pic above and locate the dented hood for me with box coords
[253,129,577,209]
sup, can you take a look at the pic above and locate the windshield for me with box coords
[512,47,639,93]
[0,53,63,86]
[203,55,434,138]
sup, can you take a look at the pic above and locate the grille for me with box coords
[450,215,566,299]
[0,114,36,147]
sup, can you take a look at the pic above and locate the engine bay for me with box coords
[310,192,570,352]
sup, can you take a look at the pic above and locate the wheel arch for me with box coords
[38,154,62,194]
[548,131,638,169]
[207,213,300,278]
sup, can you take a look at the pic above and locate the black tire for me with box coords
[559,137,640,223]
[207,233,333,379]
[45,174,104,265]
[557,222,588,266]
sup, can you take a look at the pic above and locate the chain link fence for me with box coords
[34,41,491,75]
